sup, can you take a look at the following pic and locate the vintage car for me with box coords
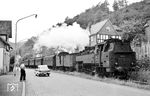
[35,65,50,76]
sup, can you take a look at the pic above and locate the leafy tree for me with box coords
[52,25,56,28]
[100,0,110,13]
[56,23,63,27]
[118,0,124,8]
[22,53,34,61]
[39,46,55,56]
[18,36,37,58]
[110,11,122,26]
[124,0,128,6]
[113,0,119,11]
[64,16,78,26]
[120,19,148,42]
[118,0,127,9]
[24,36,37,47]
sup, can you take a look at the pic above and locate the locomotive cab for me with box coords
[100,39,136,77]
[101,42,114,72]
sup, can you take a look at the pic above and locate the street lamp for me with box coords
[14,14,37,73]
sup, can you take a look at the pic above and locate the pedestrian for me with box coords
[20,63,26,81]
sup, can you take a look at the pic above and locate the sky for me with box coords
[0,0,142,42]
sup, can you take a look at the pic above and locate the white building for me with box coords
[0,21,12,74]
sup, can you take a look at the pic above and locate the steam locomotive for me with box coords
[22,38,136,79]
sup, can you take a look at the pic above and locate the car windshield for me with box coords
[38,65,49,70]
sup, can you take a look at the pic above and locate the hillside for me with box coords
[18,36,37,59]
[9,41,25,49]
[65,0,150,28]
[64,0,150,41]
[17,0,150,60]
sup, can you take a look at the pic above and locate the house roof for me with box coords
[90,19,108,35]
[90,19,123,36]
[0,21,12,38]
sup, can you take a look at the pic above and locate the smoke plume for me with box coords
[34,23,90,53]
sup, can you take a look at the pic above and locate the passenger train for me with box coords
[21,38,136,79]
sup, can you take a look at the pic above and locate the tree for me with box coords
[64,16,78,26]
[56,23,62,27]
[52,25,56,28]
[111,12,122,26]
[104,0,109,6]
[100,0,110,13]
[113,0,119,11]
[118,0,127,9]
[121,19,148,42]
[124,0,128,7]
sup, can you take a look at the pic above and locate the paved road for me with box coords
[26,69,150,96]
[0,71,22,96]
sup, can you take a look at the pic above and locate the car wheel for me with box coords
[47,73,49,76]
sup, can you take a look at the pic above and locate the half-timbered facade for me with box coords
[89,19,122,46]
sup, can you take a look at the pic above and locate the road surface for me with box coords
[26,69,150,96]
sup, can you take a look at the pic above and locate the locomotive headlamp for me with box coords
[131,62,135,66]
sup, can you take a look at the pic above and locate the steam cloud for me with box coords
[34,23,90,53]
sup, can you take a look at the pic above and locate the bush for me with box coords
[137,70,150,83]
[129,57,150,83]
[137,57,150,70]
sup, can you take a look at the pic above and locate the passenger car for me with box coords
[35,65,50,76]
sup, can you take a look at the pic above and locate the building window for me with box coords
[97,34,100,39]
[100,35,103,39]
[116,36,118,39]
[111,35,121,39]
[118,36,121,39]
[102,35,105,39]
[91,36,94,42]
[106,27,110,32]
[111,35,116,38]
[100,40,104,42]
[97,34,109,43]
[106,35,108,39]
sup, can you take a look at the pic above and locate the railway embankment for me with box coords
[53,70,150,90]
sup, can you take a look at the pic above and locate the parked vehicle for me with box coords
[35,65,50,76]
